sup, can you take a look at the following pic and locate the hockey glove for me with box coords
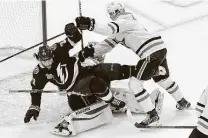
[78,43,95,62]
[75,16,95,31]
[65,23,82,43]
[24,105,40,123]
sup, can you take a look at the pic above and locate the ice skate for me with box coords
[135,109,159,127]
[110,97,126,109]
[51,117,72,136]
[176,98,191,110]
[111,105,127,113]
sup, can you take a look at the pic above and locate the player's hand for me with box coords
[65,23,79,36]
[65,23,82,43]
[24,105,40,123]
[78,43,95,62]
[75,16,95,31]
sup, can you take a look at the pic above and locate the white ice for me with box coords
[0,0,208,138]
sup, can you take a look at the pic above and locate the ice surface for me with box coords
[0,0,208,138]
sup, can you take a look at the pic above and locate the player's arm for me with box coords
[51,22,82,53]
[78,37,117,62]
[75,16,136,36]
[65,22,82,44]
[24,65,49,123]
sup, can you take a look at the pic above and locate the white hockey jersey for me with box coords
[92,12,165,60]
[196,86,208,135]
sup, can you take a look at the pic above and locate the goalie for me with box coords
[24,23,164,136]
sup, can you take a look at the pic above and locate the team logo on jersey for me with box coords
[56,63,69,84]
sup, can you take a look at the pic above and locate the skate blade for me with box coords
[138,121,162,132]
[177,106,195,111]
[50,129,71,137]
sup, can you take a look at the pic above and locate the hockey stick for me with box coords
[9,89,89,97]
[126,109,196,129]
[77,0,100,64]
[9,89,67,94]
[135,125,196,129]
[78,0,84,49]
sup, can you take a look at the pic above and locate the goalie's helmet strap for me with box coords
[38,45,53,61]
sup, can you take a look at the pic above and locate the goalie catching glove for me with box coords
[24,105,40,123]
[75,16,95,31]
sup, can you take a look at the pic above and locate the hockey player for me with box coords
[24,23,163,136]
[75,1,191,126]
[189,87,208,138]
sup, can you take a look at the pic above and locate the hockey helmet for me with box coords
[37,45,53,61]
[106,1,125,20]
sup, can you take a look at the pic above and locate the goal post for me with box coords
[41,0,47,47]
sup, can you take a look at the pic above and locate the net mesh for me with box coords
[0,0,43,59]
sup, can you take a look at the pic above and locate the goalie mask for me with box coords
[106,2,125,20]
[37,45,53,68]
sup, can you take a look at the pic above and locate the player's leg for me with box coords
[70,75,126,110]
[89,62,144,81]
[194,87,208,137]
[129,48,167,126]
[89,77,126,109]
[189,128,208,138]
[129,76,159,126]
[196,88,208,117]
[128,57,159,126]
[89,60,152,113]
[67,94,99,111]
[152,58,191,110]
[189,88,208,138]
[111,87,164,115]
[52,101,113,136]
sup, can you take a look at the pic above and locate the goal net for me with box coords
[0,0,79,92]
[0,0,46,92]
[0,0,43,59]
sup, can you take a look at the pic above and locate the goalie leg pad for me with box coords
[52,101,113,136]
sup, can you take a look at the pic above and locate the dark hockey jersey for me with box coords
[30,38,81,106]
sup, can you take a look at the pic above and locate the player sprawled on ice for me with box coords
[75,1,191,127]
[24,23,164,136]
[189,86,208,138]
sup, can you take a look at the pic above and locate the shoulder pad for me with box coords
[59,39,67,47]
[51,43,58,51]
[33,65,40,74]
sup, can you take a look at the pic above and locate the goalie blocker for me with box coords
[51,101,113,136]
